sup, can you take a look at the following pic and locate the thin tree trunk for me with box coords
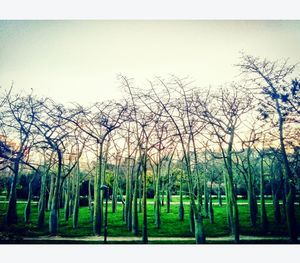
[138,169,142,213]
[277,102,297,242]
[224,170,232,230]
[209,181,214,224]
[166,172,171,213]
[247,148,258,227]
[112,159,119,213]
[260,154,268,233]
[69,172,76,219]
[72,162,80,228]
[197,176,203,211]
[49,151,62,235]
[142,151,148,244]
[88,179,93,222]
[38,170,47,228]
[126,156,133,231]
[189,201,195,233]
[64,178,70,221]
[93,143,104,235]
[166,152,174,213]
[154,163,161,228]
[6,161,20,225]
[184,152,205,243]
[203,179,209,218]
[132,162,140,235]
[161,179,165,207]
[24,178,33,224]
[47,173,55,211]
[271,164,281,224]
[226,132,239,243]
[218,182,222,207]
[273,190,281,224]
[179,171,184,221]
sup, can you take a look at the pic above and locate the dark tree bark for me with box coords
[6,161,20,225]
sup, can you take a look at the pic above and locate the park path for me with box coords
[21,235,290,243]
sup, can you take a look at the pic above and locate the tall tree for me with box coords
[238,54,299,242]
[196,85,253,243]
[1,92,39,225]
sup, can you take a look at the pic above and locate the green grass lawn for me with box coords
[169,195,276,203]
[0,200,299,243]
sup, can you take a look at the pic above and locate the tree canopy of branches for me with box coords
[0,53,299,244]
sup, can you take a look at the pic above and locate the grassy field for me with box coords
[0,199,299,244]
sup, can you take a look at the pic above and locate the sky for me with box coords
[0,20,300,105]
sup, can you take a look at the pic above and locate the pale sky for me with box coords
[1,20,300,105]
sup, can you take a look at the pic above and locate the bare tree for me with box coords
[33,99,82,235]
[138,76,206,244]
[67,101,128,235]
[0,91,40,225]
[238,54,299,242]
[195,85,253,243]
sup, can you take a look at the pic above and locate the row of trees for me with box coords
[0,54,299,243]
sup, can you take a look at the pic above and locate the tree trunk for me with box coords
[271,167,282,224]
[88,179,93,222]
[69,174,75,219]
[273,192,281,224]
[126,157,133,231]
[72,163,80,228]
[179,171,184,221]
[224,171,232,230]
[197,176,203,211]
[183,152,205,243]
[38,171,47,228]
[203,179,209,218]
[112,182,117,213]
[189,201,195,233]
[285,182,297,242]
[6,161,20,225]
[24,179,33,224]
[194,210,205,244]
[161,179,165,207]
[260,154,268,233]
[49,151,62,235]
[47,173,55,211]
[166,186,171,213]
[154,164,161,228]
[112,162,118,213]
[166,154,173,213]
[209,181,214,224]
[138,170,142,213]
[142,151,148,244]
[93,143,104,235]
[132,163,140,236]
[278,106,297,242]
[218,183,222,207]
[226,133,240,243]
[64,178,70,221]
[282,180,287,223]
[247,179,258,227]
[247,148,258,227]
